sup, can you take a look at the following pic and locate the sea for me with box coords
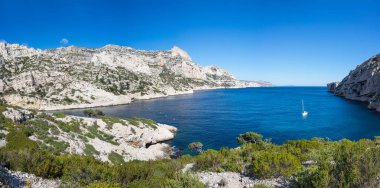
[54,87,380,154]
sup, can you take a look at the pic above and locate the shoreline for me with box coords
[41,86,328,111]
[41,86,263,111]
[41,89,195,111]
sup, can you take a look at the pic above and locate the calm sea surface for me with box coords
[55,87,380,153]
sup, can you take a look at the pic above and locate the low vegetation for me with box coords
[108,151,125,165]
[83,109,105,117]
[128,117,158,129]
[1,102,380,187]
[85,122,118,145]
[52,113,65,118]
[237,131,263,144]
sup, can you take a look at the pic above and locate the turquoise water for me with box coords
[56,87,380,153]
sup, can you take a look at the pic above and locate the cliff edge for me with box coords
[327,53,380,112]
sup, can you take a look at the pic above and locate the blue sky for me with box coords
[1,0,380,86]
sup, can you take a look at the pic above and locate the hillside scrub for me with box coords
[1,103,380,187]
[192,136,380,187]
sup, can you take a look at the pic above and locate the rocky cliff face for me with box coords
[0,42,270,110]
[327,53,380,112]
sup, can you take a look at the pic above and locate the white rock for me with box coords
[0,167,60,188]
[0,42,271,110]
[171,46,191,60]
[2,107,34,123]
[197,172,290,188]
[43,114,177,162]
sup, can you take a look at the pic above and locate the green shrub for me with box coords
[291,139,380,188]
[124,173,204,188]
[114,160,182,185]
[237,132,263,144]
[284,139,334,162]
[251,150,301,178]
[5,129,38,151]
[60,155,113,186]
[102,117,125,129]
[63,96,76,104]
[60,120,82,133]
[254,184,274,188]
[194,150,224,172]
[173,172,205,188]
[52,113,65,118]
[108,151,124,165]
[329,139,380,188]
[86,124,118,145]
[84,109,105,117]
[0,103,7,113]
[84,182,121,188]
[291,162,331,188]
[0,130,63,178]
[128,118,157,129]
[84,144,100,156]
[41,139,69,154]
[95,109,105,116]
[83,109,95,117]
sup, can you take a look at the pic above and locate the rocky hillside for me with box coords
[0,42,270,110]
[1,107,177,163]
[327,53,380,112]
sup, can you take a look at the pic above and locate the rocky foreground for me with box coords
[0,168,60,188]
[0,42,270,110]
[197,172,289,188]
[0,106,290,188]
[0,167,290,188]
[327,53,380,112]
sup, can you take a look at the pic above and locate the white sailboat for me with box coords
[302,99,308,117]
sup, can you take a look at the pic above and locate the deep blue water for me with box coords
[55,87,380,153]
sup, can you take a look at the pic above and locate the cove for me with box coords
[55,87,380,153]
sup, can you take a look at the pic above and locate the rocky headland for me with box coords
[327,53,380,112]
[1,107,177,163]
[0,42,270,110]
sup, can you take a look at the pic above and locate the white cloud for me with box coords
[60,38,69,45]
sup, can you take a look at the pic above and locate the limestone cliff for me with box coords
[0,42,270,110]
[327,53,380,112]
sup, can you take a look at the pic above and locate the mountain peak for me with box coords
[171,46,191,60]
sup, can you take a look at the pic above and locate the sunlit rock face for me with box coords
[328,53,380,112]
[0,42,270,110]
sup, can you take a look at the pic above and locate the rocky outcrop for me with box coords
[0,167,60,188]
[0,42,270,110]
[327,81,339,93]
[3,107,177,162]
[197,172,290,188]
[2,107,34,123]
[327,53,380,112]
[181,163,290,187]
